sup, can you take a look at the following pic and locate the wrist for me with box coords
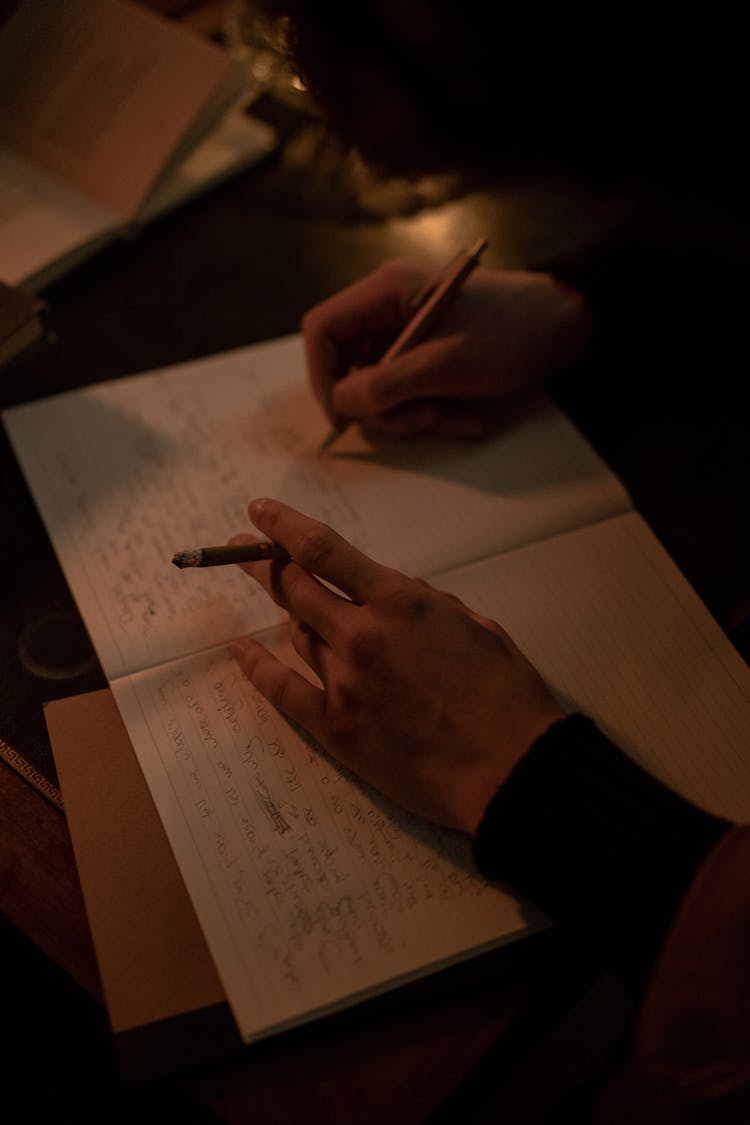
[459,706,567,837]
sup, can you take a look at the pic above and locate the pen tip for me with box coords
[319,426,343,453]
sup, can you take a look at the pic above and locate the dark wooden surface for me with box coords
[2,15,748,1117]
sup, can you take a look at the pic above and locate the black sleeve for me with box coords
[537,207,750,373]
[473,714,731,990]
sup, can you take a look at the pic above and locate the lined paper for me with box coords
[112,629,540,1041]
[4,335,629,679]
[436,511,750,822]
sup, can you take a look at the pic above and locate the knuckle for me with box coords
[290,617,316,655]
[281,565,306,599]
[382,582,431,621]
[301,304,325,338]
[288,615,306,645]
[346,623,381,671]
[356,379,390,414]
[326,678,368,737]
[266,672,291,714]
[295,524,336,571]
[374,258,410,285]
[289,616,308,641]
[325,710,355,750]
[372,259,425,302]
[544,273,591,322]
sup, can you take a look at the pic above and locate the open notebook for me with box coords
[0,0,275,291]
[5,335,750,1046]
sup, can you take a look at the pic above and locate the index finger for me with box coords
[248,498,390,603]
[302,262,427,413]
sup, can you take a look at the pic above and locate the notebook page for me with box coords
[110,630,543,1043]
[435,510,750,822]
[0,0,236,218]
[0,143,117,288]
[3,335,630,680]
[135,111,276,225]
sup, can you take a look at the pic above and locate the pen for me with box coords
[319,237,489,451]
[172,543,289,568]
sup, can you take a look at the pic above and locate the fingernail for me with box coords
[249,498,268,521]
[230,637,250,659]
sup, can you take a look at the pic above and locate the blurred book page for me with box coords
[0,143,116,286]
[0,0,241,218]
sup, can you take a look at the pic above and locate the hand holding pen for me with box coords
[311,240,489,448]
[303,242,593,445]
[172,249,593,571]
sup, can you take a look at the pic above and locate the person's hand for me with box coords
[303,260,592,439]
[230,499,566,835]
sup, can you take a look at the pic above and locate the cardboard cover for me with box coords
[44,688,241,1080]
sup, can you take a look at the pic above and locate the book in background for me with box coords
[0,0,277,293]
[0,281,45,369]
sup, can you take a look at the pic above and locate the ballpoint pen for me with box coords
[319,237,489,452]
